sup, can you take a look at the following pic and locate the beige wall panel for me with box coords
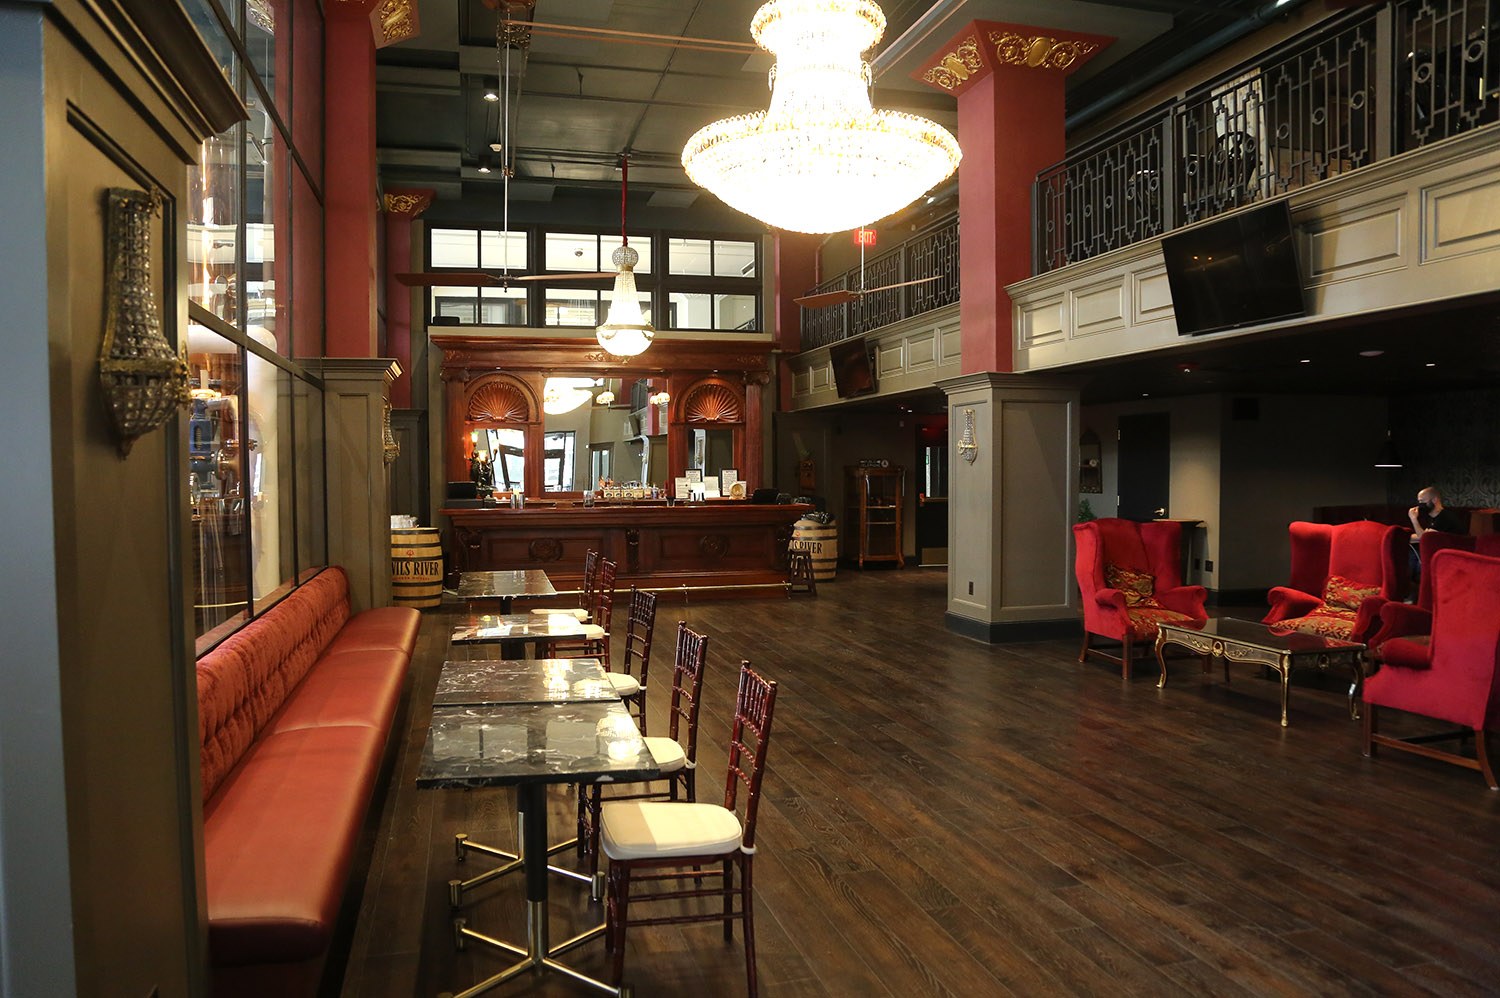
[1303,196,1405,283]
[1072,278,1127,337]
[1019,296,1065,345]
[793,367,812,395]
[947,396,993,617]
[809,363,832,391]
[907,330,937,371]
[1424,169,1500,262]
[1133,266,1174,321]
[940,323,962,364]
[998,400,1076,613]
[876,339,904,377]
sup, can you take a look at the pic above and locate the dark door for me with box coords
[916,426,948,565]
[1117,412,1170,521]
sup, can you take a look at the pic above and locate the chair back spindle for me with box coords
[667,622,710,765]
[724,662,778,851]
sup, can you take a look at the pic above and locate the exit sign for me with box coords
[853,228,877,246]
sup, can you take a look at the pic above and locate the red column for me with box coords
[914,24,1113,374]
[324,5,380,357]
[382,188,435,408]
[772,232,820,409]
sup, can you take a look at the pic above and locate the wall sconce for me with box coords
[648,390,670,407]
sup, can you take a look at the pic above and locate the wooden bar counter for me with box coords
[443,501,813,596]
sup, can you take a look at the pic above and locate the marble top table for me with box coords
[456,569,556,613]
[418,699,658,995]
[450,612,590,660]
[433,657,615,707]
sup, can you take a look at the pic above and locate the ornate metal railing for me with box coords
[800,214,960,349]
[1034,0,1496,274]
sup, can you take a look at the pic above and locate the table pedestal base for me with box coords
[450,829,588,907]
[440,784,626,998]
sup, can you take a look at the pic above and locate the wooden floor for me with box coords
[340,569,1500,997]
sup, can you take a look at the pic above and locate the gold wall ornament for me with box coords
[382,190,432,215]
[989,31,1098,71]
[371,0,419,47]
[957,407,979,464]
[922,36,982,91]
[99,188,189,458]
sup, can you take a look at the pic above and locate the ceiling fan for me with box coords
[794,236,942,309]
[395,3,616,291]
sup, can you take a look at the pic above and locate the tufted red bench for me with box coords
[196,566,419,996]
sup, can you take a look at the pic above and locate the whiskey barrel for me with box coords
[790,518,838,581]
[391,527,443,609]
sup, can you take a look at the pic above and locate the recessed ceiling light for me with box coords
[483,91,500,102]
[1359,349,1384,357]
[1425,362,1437,367]
[1141,393,1150,398]
[477,164,491,174]
[1300,358,1311,364]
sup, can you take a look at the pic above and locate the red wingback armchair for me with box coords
[1074,518,1208,679]
[1262,520,1406,643]
[1368,533,1500,669]
[1362,549,1500,789]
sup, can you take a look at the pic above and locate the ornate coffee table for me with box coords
[1154,617,1366,727]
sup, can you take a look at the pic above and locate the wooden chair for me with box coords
[578,621,707,896]
[547,556,616,665]
[531,548,598,621]
[612,587,659,733]
[602,662,778,997]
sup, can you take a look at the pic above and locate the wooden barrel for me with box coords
[790,518,838,581]
[391,527,443,609]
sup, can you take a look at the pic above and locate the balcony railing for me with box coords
[800,214,960,349]
[1035,0,1498,274]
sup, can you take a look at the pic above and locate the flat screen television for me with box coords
[1161,200,1306,336]
[829,337,876,398]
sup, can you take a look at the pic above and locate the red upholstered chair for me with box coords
[1263,520,1406,643]
[1362,549,1500,789]
[1368,533,1500,669]
[1074,518,1208,679]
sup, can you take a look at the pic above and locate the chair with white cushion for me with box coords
[530,548,597,622]
[602,662,778,997]
[547,556,615,665]
[611,587,659,733]
[578,620,705,894]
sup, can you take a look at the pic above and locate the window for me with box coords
[485,428,526,490]
[544,431,576,490]
[667,292,758,331]
[668,237,756,277]
[431,227,480,268]
[590,445,612,488]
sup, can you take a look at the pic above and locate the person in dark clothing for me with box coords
[1407,485,1465,583]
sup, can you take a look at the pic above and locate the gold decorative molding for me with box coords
[989,30,1098,71]
[922,36,982,91]
[371,0,419,48]
[383,189,434,216]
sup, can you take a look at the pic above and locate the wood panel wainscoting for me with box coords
[443,503,813,595]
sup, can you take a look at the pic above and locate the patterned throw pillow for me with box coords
[1323,573,1380,610]
[1104,564,1156,607]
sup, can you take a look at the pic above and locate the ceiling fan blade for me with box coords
[867,275,944,293]
[395,272,501,287]
[794,289,859,308]
[502,271,618,282]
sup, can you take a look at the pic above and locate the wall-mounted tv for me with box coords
[1161,200,1306,336]
[829,337,876,398]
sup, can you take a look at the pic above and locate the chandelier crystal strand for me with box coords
[596,153,655,357]
[682,0,960,234]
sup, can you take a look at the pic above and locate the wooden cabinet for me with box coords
[845,466,905,568]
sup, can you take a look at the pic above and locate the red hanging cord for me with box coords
[620,154,629,247]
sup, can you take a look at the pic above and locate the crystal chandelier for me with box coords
[681,0,961,234]
[597,154,655,357]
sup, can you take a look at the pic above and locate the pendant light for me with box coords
[1374,430,1402,469]
[596,153,654,358]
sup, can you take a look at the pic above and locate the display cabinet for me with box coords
[845,466,905,568]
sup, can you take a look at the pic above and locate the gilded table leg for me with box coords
[1155,630,1170,689]
[1278,654,1291,727]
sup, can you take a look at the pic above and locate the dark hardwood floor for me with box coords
[340,569,1500,997]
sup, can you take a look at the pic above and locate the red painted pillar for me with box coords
[324,5,380,357]
[772,232,820,410]
[382,189,435,408]
[913,24,1112,374]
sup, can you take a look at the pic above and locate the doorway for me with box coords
[1117,412,1171,521]
[916,422,948,565]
